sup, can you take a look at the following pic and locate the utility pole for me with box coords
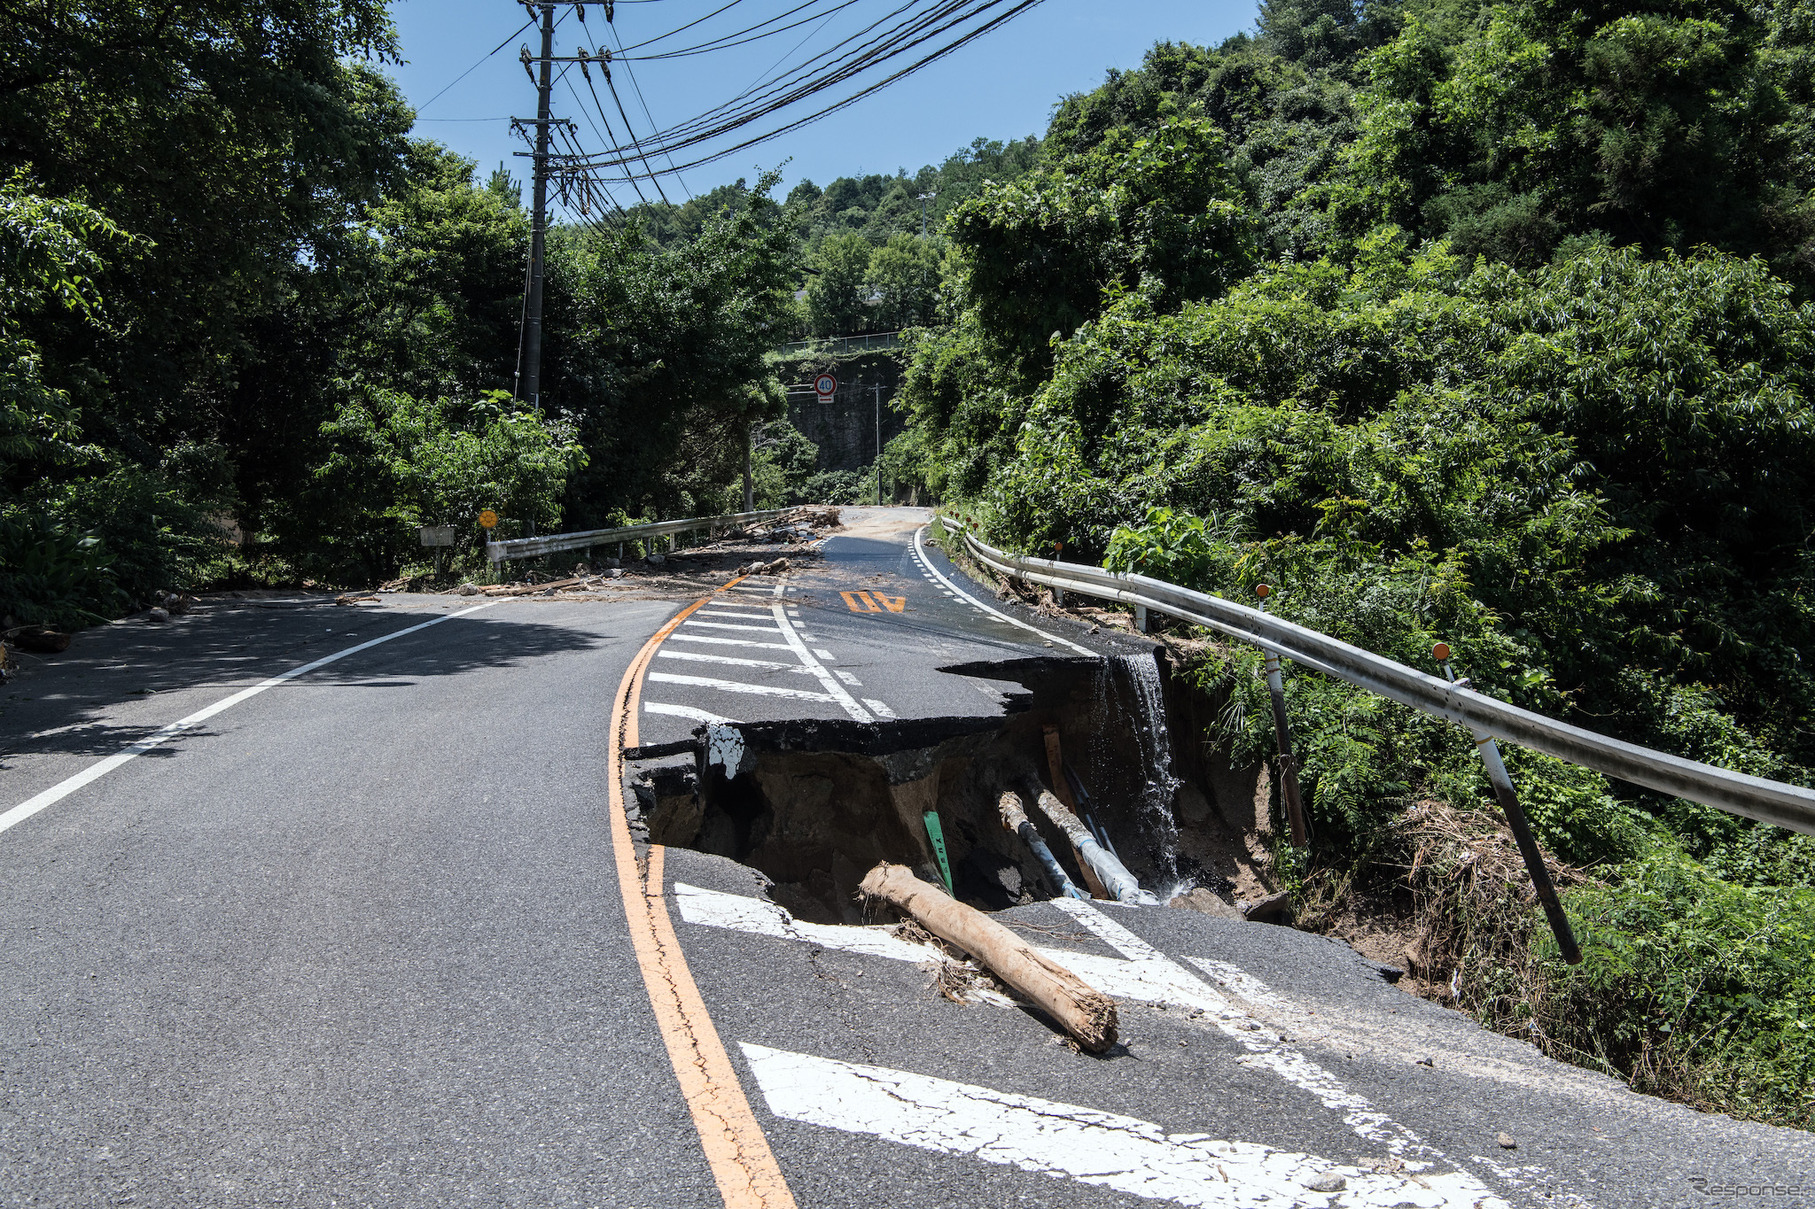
[519,2,555,415]
[873,382,883,506]
[917,191,935,237]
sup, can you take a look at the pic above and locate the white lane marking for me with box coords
[646,672,835,703]
[696,607,774,619]
[1187,957,1298,1015]
[657,650,812,673]
[812,648,835,660]
[666,634,795,652]
[683,882,1497,1182]
[769,599,871,722]
[833,669,862,686]
[0,603,503,836]
[911,525,1092,655]
[682,620,783,634]
[741,1045,1505,1209]
[676,883,938,962]
[645,702,735,725]
[862,698,897,719]
[1049,899,1451,1165]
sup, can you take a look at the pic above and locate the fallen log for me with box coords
[859,861,1118,1052]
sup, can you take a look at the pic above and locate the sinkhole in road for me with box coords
[629,652,1281,924]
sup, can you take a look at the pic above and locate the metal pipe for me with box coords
[998,791,1088,900]
[1029,787,1159,905]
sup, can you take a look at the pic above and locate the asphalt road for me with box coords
[2,508,1809,1207]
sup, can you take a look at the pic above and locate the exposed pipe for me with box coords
[1026,785,1160,906]
[997,791,1088,900]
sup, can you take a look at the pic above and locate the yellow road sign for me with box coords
[478,509,499,529]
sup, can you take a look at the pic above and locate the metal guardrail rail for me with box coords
[776,330,904,357]
[943,520,1815,837]
[485,508,798,564]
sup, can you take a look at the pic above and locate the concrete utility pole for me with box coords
[520,3,556,415]
[873,382,883,505]
[917,191,935,237]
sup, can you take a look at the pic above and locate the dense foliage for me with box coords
[1,3,808,611]
[899,0,1815,1128]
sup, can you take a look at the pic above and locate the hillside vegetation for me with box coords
[899,0,1815,1127]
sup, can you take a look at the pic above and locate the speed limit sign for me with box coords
[814,373,837,402]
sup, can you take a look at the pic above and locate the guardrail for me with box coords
[485,508,799,565]
[776,330,904,357]
[941,519,1815,837]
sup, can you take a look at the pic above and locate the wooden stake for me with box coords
[859,862,1118,1052]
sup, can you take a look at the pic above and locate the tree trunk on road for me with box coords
[859,862,1117,1052]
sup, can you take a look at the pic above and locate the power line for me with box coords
[561,0,1043,174]
[580,6,692,202]
[417,16,536,111]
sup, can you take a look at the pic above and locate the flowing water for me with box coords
[1088,654,1187,896]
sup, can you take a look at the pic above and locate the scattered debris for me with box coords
[144,608,170,624]
[1497,1132,1518,1149]
[9,626,73,652]
[859,861,1118,1053]
[1242,890,1294,924]
[335,593,379,606]
[1170,887,1244,920]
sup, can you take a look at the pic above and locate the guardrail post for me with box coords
[1256,585,1310,847]
[1134,605,1151,633]
[1435,644,1583,965]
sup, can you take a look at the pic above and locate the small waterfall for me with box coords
[1087,654,1186,895]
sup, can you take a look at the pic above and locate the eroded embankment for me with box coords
[627,652,1285,926]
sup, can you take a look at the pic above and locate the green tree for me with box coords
[865,234,939,330]
[804,232,876,336]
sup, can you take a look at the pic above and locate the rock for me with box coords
[605,568,624,579]
[1169,887,1243,920]
[1242,890,1294,924]
[145,607,170,623]
[1497,1132,1517,1149]
[604,557,621,568]
[1303,1174,1346,1193]
[458,582,480,596]
[645,552,666,566]
[762,557,789,574]
[744,561,766,575]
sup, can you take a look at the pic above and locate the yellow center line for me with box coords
[605,578,798,1209]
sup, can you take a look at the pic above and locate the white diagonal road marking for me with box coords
[741,1044,1505,1209]
[644,702,735,725]
[646,672,835,702]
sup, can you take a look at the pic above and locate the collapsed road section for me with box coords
[625,651,1284,929]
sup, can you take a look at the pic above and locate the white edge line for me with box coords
[0,602,504,836]
[912,525,1093,656]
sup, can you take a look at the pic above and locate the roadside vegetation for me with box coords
[892,0,1815,1128]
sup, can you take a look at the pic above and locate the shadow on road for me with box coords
[1,603,626,763]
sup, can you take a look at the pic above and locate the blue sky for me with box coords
[383,0,1259,208]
